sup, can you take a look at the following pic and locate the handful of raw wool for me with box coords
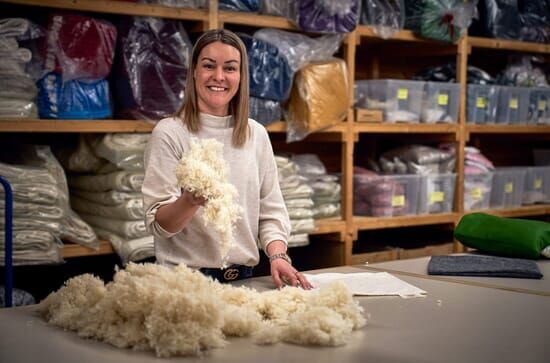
[39,263,366,358]
[174,138,242,266]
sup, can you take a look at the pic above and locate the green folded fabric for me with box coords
[454,213,550,259]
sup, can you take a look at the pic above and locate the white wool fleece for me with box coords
[142,114,290,269]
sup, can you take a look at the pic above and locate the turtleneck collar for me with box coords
[199,112,234,129]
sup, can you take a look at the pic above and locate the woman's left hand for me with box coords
[270,259,313,290]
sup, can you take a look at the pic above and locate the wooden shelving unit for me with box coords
[1,0,549,264]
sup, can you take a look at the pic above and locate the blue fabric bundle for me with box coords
[37,72,111,119]
[239,34,293,102]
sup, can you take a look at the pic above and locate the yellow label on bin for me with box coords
[534,178,542,189]
[470,188,482,200]
[538,100,547,111]
[430,191,445,204]
[476,97,487,108]
[504,182,513,193]
[392,195,405,207]
[509,98,518,109]
[438,93,449,106]
[397,88,408,100]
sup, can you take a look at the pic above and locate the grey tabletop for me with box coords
[1,265,549,363]
[359,255,550,296]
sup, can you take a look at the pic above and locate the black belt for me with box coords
[199,265,254,282]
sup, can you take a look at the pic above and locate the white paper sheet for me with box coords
[304,272,426,298]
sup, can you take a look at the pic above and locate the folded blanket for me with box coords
[68,170,144,192]
[428,255,543,279]
[79,213,148,239]
[71,195,143,220]
[93,226,154,265]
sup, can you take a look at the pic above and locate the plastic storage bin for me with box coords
[490,167,526,208]
[421,82,460,123]
[353,174,420,217]
[418,173,456,214]
[464,172,493,211]
[466,84,498,124]
[495,86,530,124]
[355,79,424,123]
[522,166,550,204]
[527,87,550,125]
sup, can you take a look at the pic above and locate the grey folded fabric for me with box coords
[428,255,543,279]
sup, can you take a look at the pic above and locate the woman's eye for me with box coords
[225,66,237,72]
[203,63,215,69]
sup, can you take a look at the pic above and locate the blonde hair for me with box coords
[178,29,250,147]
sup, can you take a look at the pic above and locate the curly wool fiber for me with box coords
[174,138,242,266]
[40,263,365,357]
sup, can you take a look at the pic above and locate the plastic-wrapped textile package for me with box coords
[286,59,349,142]
[474,0,521,40]
[405,0,478,42]
[238,33,293,102]
[42,14,117,81]
[139,0,207,8]
[113,17,192,121]
[0,18,45,40]
[518,0,550,43]
[36,72,111,119]
[0,74,37,101]
[359,0,405,39]
[295,0,359,33]
[253,28,344,73]
[260,0,292,17]
[218,0,260,12]
[249,96,282,126]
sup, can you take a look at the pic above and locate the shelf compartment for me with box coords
[351,248,399,265]
[353,212,458,231]
[354,123,459,136]
[1,0,209,21]
[0,119,155,133]
[466,124,550,138]
[471,205,550,218]
[468,36,550,54]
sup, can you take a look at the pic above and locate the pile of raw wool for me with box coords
[174,137,242,266]
[39,263,366,357]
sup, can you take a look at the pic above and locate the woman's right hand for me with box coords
[181,189,207,206]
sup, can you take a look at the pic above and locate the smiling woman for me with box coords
[141,29,313,290]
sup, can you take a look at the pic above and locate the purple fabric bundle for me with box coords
[297,0,359,33]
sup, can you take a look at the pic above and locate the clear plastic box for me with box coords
[466,84,498,124]
[353,173,420,217]
[527,87,550,125]
[464,172,493,211]
[418,173,456,214]
[354,79,424,123]
[495,86,530,124]
[490,167,526,208]
[421,82,460,123]
[522,166,550,204]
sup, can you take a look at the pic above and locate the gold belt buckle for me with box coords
[223,268,239,281]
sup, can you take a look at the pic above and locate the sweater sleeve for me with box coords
[142,119,183,238]
[257,127,291,251]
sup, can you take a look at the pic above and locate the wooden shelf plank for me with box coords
[467,124,550,135]
[356,26,436,43]
[469,205,550,218]
[265,121,348,133]
[354,213,458,231]
[468,36,550,54]
[219,11,296,29]
[0,119,155,133]
[311,218,346,237]
[1,0,208,21]
[62,240,114,258]
[354,123,459,134]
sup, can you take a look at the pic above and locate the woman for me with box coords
[142,29,312,289]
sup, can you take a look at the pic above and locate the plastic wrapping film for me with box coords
[93,226,154,265]
[139,0,207,8]
[42,14,116,81]
[253,28,344,73]
[260,0,292,17]
[68,170,144,192]
[474,0,520,39]
[0,100,37,118]
[79,213,149,239]
[72,189,142,206]
[405,0,478,42]
[0,18,45,40]
[239,33,293,102]
[60,210,100,249]
[518,0,550,43]
[295,0,359,33]
[56,134,107,173]
[114,17,192,120]
[36,72,112,119]
[286,59,349,142]
[496,55,549,87]
[71,195,144,220]
[218,0,260,12]
[0,231,63,266]
[87,133,149,170]
[249,96,282,125]
[0,199,65,220]
[359,0,405,39]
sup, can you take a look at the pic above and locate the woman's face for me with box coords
[194,41,241,116]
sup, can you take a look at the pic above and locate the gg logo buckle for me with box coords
[223,268,239,281]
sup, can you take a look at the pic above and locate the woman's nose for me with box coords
[213,66,224,81]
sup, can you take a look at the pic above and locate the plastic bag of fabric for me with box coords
[286,59,349,142]
[0,100,37,118]
[87,133,149,171]
[496,55,549,87]
[239,33,293,102]
[93,226,154,265]
[37,72,111,119]
[474,0,520,39]
[360,0,405,39]
[71,195,144,220]
[0,18,44,40]
[294,0,359,33]
[139,0,207,8]
[519,0,550,43]
[42,14,116,81]
[218,0,259,12]
[253,28,344,73]
[114,17,191,121]
[249,96,282,125]
[0,74,37,100]
[260,0,292,17]
[60,210,99,249]
[405,0,478,42]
